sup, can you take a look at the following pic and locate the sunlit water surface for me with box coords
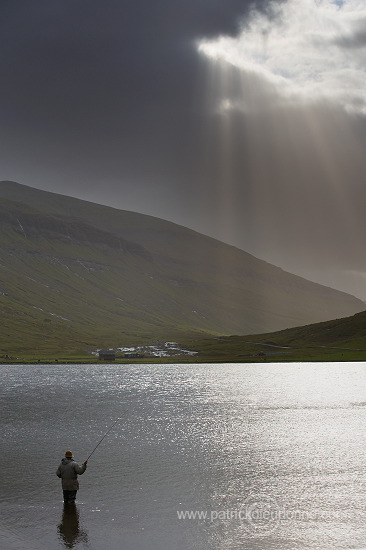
[2,362,366,550]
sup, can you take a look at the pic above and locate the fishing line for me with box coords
[85,418,120,461]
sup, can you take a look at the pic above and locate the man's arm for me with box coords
[74,460,88,475]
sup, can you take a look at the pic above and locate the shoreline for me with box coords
[1,356,366,366]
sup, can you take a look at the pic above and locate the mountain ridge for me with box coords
[0,180,364,356]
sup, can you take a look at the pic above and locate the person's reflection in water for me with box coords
[57,503,88,548]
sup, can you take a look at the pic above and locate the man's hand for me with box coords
[83,460,88,466]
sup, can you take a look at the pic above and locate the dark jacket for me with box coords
[56,458,87,490]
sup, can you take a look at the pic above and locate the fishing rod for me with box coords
[85,418,120,461]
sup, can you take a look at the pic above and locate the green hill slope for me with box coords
[0,180,364,357]
[187,310,366,362]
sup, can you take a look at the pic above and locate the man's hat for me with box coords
[65,450,74,458]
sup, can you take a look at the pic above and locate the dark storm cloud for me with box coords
[0,0,275,123]
[0,0,279,192]
[0,0,279,220]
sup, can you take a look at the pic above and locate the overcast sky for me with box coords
[1,0,366,300]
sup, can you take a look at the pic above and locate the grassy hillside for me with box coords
[0,180,364,358]
[184,310,366,363]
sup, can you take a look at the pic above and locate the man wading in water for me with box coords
[56,450,88,503]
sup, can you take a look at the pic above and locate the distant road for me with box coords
[247,341,366,352]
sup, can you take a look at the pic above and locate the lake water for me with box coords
[2,362,366,550]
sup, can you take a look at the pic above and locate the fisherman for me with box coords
[56,450,88,503]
